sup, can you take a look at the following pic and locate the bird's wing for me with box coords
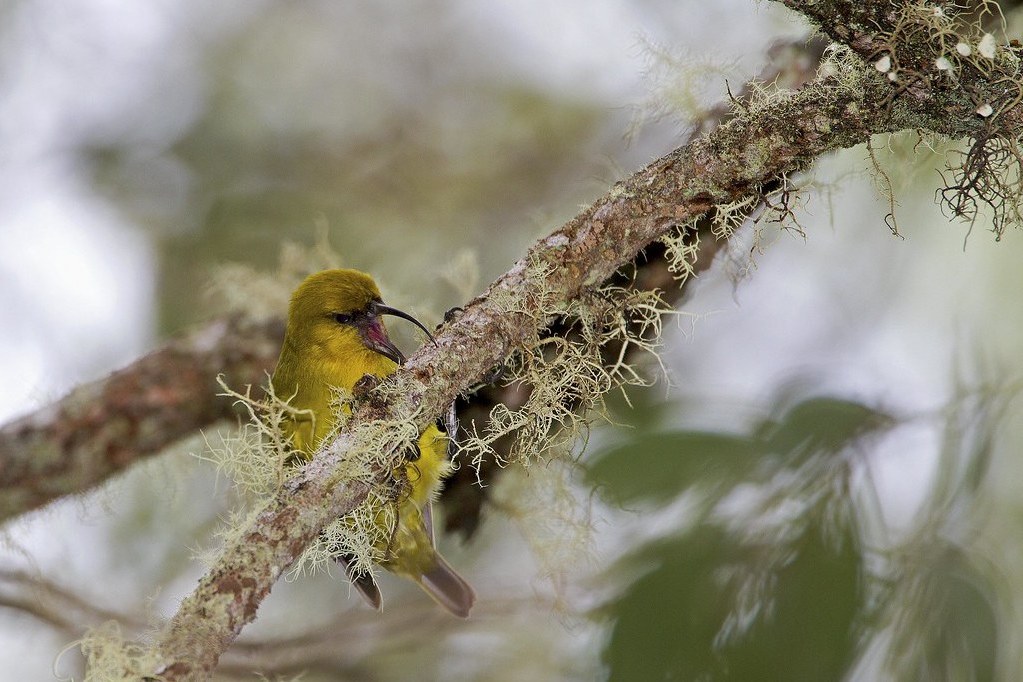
[422,501,436,547]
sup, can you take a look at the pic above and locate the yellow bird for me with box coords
[272,268,475,617]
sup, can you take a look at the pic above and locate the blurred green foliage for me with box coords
[591,393,1005,681]
[605,521,862,682]
[85,2,614,333]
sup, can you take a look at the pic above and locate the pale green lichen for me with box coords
[61,621,160,682]
[301,409,425,579]
[197,377,311,495]
[660,222,701,284]
[459,281,675,480]
[194,374,425,580]
[491,459,597,608]
[626,35,743,141]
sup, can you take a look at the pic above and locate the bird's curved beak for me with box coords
[361,301,436,365]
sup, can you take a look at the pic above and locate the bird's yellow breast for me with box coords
[275,339,397,456]
[272,332,450,566]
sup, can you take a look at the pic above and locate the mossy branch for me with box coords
[0,39,825,537]
[0,316,282,524]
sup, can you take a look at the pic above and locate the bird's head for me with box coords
[284,269,434,366]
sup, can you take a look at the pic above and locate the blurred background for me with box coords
[2,0,1023,679]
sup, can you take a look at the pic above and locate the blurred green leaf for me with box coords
[604,518,864,681]
[756,397,892,464]
[590,396,892,506]
[588,431,759,503]
[597,395,889,681]
[603,527,736,681]
[885,547,998,681]
[719,519,863,681]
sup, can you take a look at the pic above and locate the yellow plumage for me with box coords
[271,269,474,617]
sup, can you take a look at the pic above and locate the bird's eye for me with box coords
[332,312,354,324]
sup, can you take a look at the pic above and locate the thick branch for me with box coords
[0,316,282,524]
[147,11,1023,672]
[0,39,824,535]
[786,0,1023,133]
[441,36,831,538]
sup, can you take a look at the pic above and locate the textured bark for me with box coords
[441,36,831,537]
[786,0,1023,135]
[0,316,283,523]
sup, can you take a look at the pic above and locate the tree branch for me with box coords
[787,0,1023,133]
[0,38,828,536]
[441,36,831,539]
[0,316,282,524]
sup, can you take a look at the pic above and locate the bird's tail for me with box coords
[337,553,382,610]
[416,552,476,618]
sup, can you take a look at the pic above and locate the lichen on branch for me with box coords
[457,282,675,477]
[786,0,1023,235]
